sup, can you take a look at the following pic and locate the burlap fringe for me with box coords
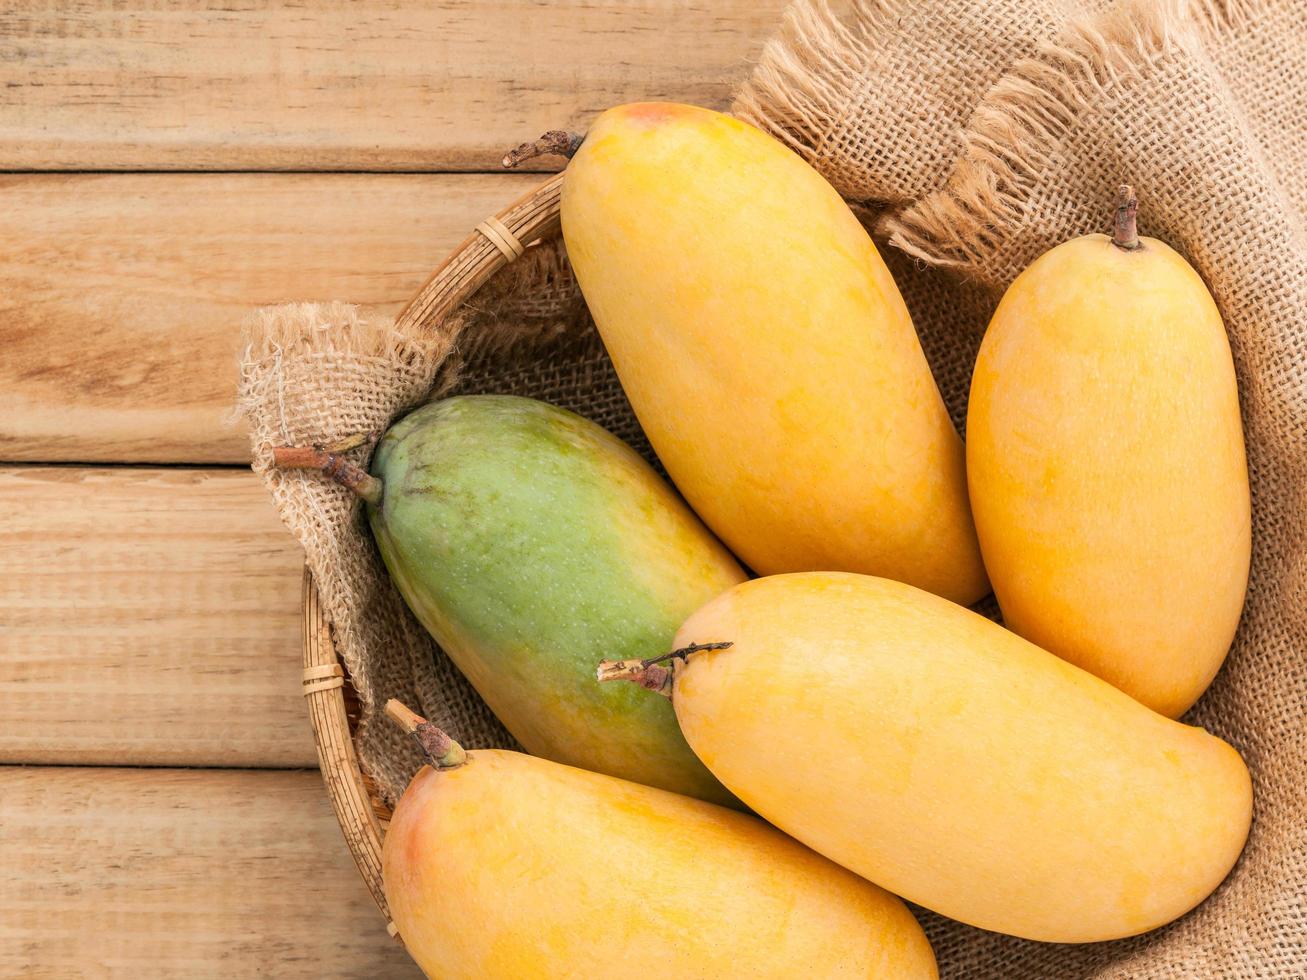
[879,0,1261,266]
[236,301,458,452]
[879,0,1183,266]
[1189,0,1262,31]
[732,0,902,171]
[235,299,472,732]
[238,301,451,388]
[234,252,586,804]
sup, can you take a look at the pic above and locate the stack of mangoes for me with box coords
[295,103,1254,978]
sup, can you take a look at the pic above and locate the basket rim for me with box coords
[299,172,567,943]
[300,567,391,922]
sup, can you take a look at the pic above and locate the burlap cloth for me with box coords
[237,0,1304,974]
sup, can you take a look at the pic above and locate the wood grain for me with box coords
[0,0,782,171]
[0,172,539,463]
[0,466,313,767]
[0,4,788,974]
[0,766,420,978]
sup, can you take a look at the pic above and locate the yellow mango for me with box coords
[967,188,1250,717]
[561,102,988,604]
[381,704,937,979]
[607,574,1252,943]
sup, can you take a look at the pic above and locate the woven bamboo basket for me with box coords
[297,172,565,943]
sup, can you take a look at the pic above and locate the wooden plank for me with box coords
[0,766,420,978]
[0,0,783,171]
[0,172,539,463]
[0,466,314,768]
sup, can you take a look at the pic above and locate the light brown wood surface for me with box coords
[0,0,781,171]
[0,1,783,973]
[0,466,312,768]
[0,172,540,463]
[0,766,420,978]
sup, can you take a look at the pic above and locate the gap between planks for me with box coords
[0,172,541,464]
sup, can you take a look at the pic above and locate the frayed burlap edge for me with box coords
[237,299,456,713]
[879,0,1262,268]
[880,0,1177,266]
[732,0,899,173]
[236,301,513,803]
[235,239,584,803]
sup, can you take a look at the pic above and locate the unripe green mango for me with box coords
[367,395,745,806]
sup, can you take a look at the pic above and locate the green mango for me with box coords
[367,395,745,806]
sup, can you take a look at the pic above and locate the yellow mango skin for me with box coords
[669,573,1252,943]
[383,750,937,979]
[968,233,1251,717]
[562,103,988,604]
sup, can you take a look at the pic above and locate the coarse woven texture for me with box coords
[741,0,1305,975]
[733,0,1112,206]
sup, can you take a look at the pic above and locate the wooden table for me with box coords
[0,3,781,974]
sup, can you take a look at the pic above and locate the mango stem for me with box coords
[384,699,468,770]
[502,130,584,169]
[270,434,383,506]
[597,659,674,697]
[596,642,733,699]
[1112,184,1140,251]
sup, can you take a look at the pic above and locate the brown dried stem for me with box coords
[596,642,733,699]
[1112,184,1140,250]
[270,435,383,506]
[384,700,467,770]
[502,130,584,169]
